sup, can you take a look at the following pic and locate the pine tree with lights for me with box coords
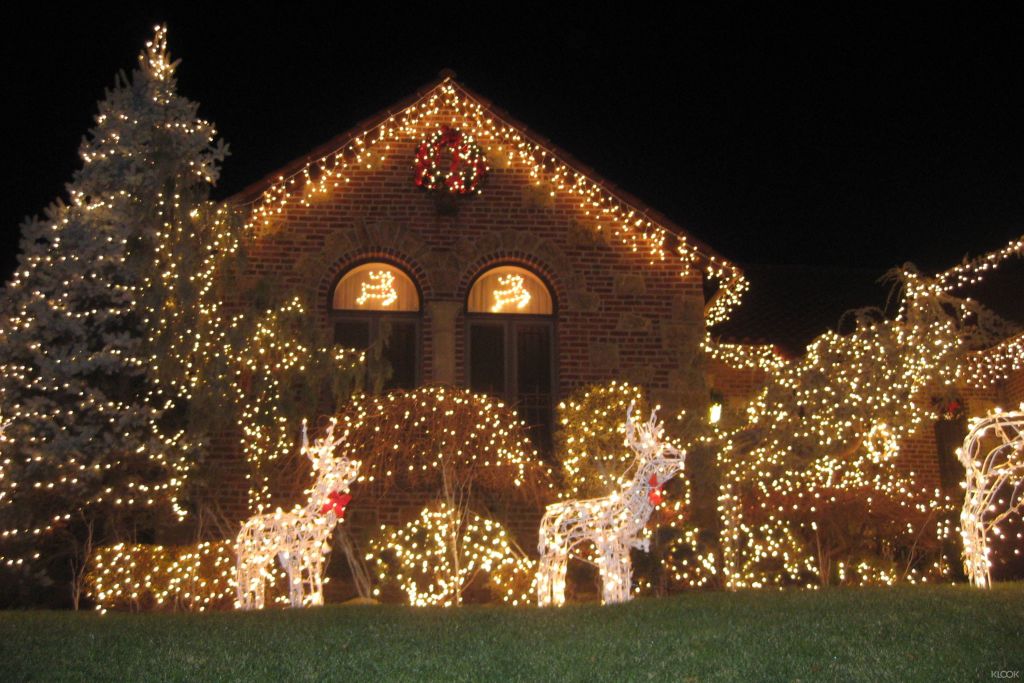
[0,26,227,602]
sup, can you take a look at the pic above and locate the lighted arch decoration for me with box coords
[959,406,1024,588]
[333,262,420,312]
[468,265,553,315]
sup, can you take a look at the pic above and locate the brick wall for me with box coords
[1007,366,1024,407]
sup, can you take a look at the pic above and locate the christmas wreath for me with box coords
[414,125,488,194]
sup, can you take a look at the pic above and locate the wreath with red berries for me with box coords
[414,125,488,194]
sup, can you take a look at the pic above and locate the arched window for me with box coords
[332,262,420,389]
[466,265,555,447]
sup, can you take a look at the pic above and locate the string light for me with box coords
[490,274,531,312]
[355,270,398,307]
[238,79,747,328]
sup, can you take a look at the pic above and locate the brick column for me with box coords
[426,300,462,384]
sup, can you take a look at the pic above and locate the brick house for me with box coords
[212,72,1020,566]
[207,73,745,542]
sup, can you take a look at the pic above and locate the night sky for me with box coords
[2,5,1022,286]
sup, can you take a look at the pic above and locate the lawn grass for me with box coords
[1,584,1022,682]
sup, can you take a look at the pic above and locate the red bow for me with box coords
[320,492,352,518]
[648,475,663,506]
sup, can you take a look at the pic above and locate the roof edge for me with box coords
[225,72,728,263]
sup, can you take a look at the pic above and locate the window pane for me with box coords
[383,320,417,390]
[516,324,552,447]
[335,321,370,349]
[516,324,551,393]
[470,324,505,395]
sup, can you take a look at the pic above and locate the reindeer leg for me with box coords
[536,550,569,607]
[551,553,569,607]
[279,551,304,608]
[236,552,250,610]
[598,543,632,605]
[304,549,325,607]
[252,559,267,610]
[536,554,553,607]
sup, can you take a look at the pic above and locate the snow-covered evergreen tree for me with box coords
[0,26,226,594]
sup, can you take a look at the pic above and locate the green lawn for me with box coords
[1,584,1022,682]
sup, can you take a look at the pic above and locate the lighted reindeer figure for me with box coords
[959,406,1024,588]
[536,402,686,606]
[236,419,360,609]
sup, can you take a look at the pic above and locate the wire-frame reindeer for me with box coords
[959,405,1024,588]
[236,419,360,609]
[536,401,686,606]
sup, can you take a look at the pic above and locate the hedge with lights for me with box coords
[369,503,535,607]
[86,540,250,612]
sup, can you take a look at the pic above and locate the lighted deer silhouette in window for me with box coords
[236,419,360,609]
[536,402,686,606]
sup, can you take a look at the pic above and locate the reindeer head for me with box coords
[624,401,687,500]
[302,419,361,517]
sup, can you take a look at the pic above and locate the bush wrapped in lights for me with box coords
[331,386,552,499]
[369,503,535,606]
[322,386,551,599]
[85,540,273,612]
[710,241,1023,588]
[555,381,652,498]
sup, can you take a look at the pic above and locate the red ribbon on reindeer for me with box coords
[319,492,352,519]
[648,475,663,506]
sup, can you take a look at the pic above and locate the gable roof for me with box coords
[228,71,747,326]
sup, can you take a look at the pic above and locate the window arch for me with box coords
[466,264,555,448]
[331,261,421,390]
[467,265,553,315]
